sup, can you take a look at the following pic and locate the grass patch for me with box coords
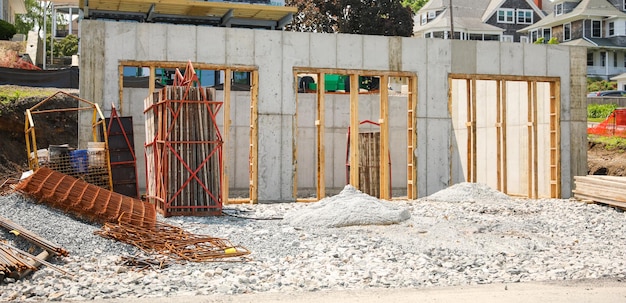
[589,135,626,151]
[0,85,60,105]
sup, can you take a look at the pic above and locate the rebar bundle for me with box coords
[0,242,69,279]
[0,215,68,257]
[96,213,250,262]
[144,62,223,217]
[15,167,156,227]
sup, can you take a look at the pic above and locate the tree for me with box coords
[401,0,428,13]
[286,0,414,37]
[14,0,46,35]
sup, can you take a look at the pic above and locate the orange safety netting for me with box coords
[588,108,626,138]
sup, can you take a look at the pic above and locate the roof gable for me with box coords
[519,0,626,32]
[481,0,546,22]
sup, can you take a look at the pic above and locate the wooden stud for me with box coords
[349,74,360,188]
[471,78,477,183]
[407,76,417,199]
[293,72,299,200]
[317,72,326,199]
[496,80,502,191]
[501,81,508,194]
[526,81,533,198]
[250,70,259,204]
[379,75,390,200]
[532,81,539,199]
[222,69,232,204]
[550,81,561,198]
[293,67,416,78]
[118,65,124,115]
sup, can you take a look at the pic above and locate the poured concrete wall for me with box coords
[79,20,587,201]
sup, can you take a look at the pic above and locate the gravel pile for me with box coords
[1,183,626,302]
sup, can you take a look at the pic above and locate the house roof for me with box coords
[78,0,297,28]
[481,0,546,22]
[9,0,27,15]
[562,37,626,49]
[519,0,626,32]
[610,73,626,81]
[414,0,504,34]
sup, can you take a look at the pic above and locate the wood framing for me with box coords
[316,73,326,199]
[379,75,390,200]
[293,67,418,201]
[449,74,561,199]
[407,76,417,199]
[249,70,259,203]
[222,69,232,204]
[349,74,360,188]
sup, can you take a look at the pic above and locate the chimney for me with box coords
[534,0,542,9]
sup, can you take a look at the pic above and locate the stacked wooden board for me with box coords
[573,175,626,210]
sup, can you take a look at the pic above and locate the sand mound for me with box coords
[425,182,511,202]
[284,185,411,228]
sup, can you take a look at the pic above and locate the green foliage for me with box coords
[547,37,559,44]
[588,103,618,119]
[587,77,617,92]
[533,37,545,44]
[401,0,428,12]
[14,0,43,35]
[286,0,414,37]
[0,86,59,105]
[588,135,626,151]
[57,34,78,56]
[0,20,17,40]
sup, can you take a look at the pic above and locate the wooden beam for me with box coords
[118,65,124,115]
[317,73,326,199]
[379,75,390,200]
[550,81,561,198]
[250,70,259,203]
[119,60,258,72]
[292,72,299,201]
[532,81,538,199]
[407,76,417,199]
[222,69,232,204]
[449,73,560,83]
[501,80,508,194]
[496,80,502,191]
[471,78,477,183]
[293,67,416,78]
[349,74,360,188]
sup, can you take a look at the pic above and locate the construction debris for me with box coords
[120,254,170,271]
[96,213,250,262]
[15,167,156,227]
[0,215,68,257]
[573,175,626,210]
[0,241,70,281]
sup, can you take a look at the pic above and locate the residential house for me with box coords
[413,0,546,43]
[0,0,26,24]
[519,0,626,80]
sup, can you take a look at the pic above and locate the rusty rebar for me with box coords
[0,215,69,257]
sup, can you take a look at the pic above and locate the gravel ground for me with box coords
[1,183,626,302]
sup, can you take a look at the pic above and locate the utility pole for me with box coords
[449,0,454,39]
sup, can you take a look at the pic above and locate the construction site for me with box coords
[1,0,626,302]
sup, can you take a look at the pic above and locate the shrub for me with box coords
[0,20,17,40]
[588,103,618,119]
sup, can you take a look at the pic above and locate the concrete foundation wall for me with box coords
[79,20,587,201]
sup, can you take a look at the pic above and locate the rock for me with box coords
[48,291,65,301]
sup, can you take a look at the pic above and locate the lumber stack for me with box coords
[573,175,626,210]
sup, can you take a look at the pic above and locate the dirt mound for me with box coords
[0,89,78,178]
[587,141,626,176]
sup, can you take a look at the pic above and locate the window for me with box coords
[517,9,533,24]
[428,11,436,19]
[520,36,529,43]
[555,3,563,16]
[421,13,427,25]
[587,53,594,66]
[531,29,539,42]
[564,23,571,41]
[601,52,606,67]
[497,9,515,23]
[592,20,602,38]
[609,22,615,36]
[614,52,618,67]
[501,35,513,42]
[543,28,552,40]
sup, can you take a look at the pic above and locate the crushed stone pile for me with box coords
[425,182,512,203]
[284,185,410,228]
